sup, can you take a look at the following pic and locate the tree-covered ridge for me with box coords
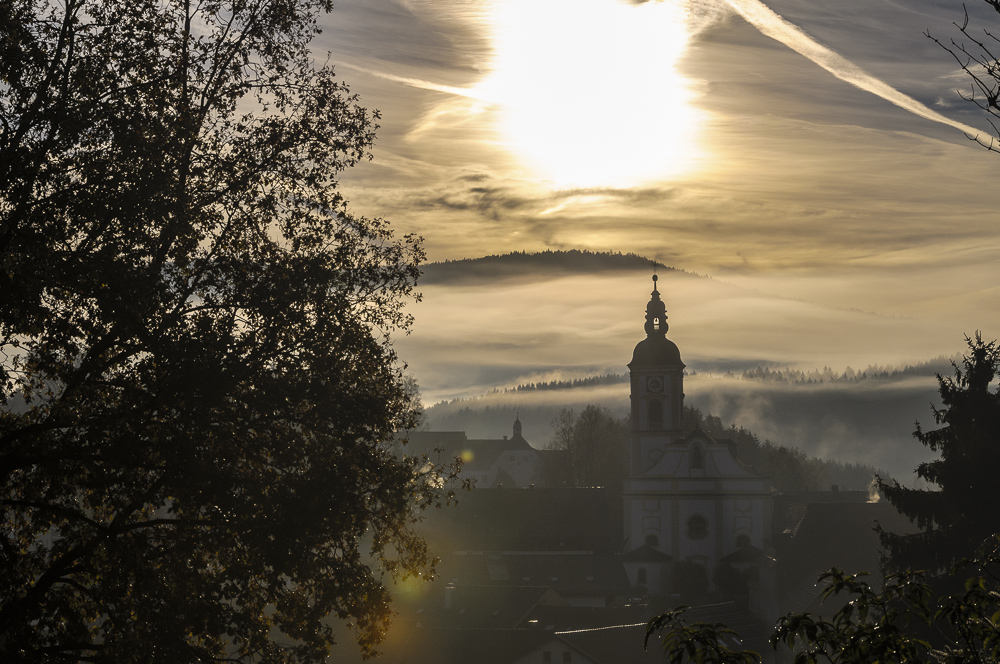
[419,249,678,284]
[431,358,950,403]
[682,406,879,492]
[739,357,954,385]
[493,373,629,395]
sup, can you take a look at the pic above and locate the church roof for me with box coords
[555,602,771,664]
[398,584,561,630]
[779,501,918,591]
[419,487,619,553]
[435,552,631,598]
[629,335,684,369]
[374,625,592,664]
[720,544,769,565]
[402,427,534,472]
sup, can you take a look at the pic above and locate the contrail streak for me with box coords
[722,0,983,137]
[338,63,484,100]
[344,0,982,141]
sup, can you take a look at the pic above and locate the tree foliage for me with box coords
[878,334,1000,572]
[929,0,1000,152]
[0,0,447,661]
[648,544,1000,664]
[645,608,761,664]
[550,405,628,489]
[770,569,934,664]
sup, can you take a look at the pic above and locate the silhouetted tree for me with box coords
[878,335,1000,572]
[0,1,448,662]
[648,542,1000,663]
[646,607,760,664]
[550,405,628,489]
[930,0,1000,152]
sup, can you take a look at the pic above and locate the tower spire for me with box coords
[644,273,668,336]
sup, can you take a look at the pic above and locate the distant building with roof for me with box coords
[403,418,570,488]
[768,499,919,621]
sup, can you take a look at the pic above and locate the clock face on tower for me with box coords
[646,376,664,393]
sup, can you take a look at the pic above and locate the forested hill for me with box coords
[441,355,954,396]
[419,250,679,284]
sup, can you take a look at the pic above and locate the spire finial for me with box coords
[644,272,668,337]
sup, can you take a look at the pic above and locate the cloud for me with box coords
[684,372,942,482]
[338,63,484,100]
[324,0,1000,396]
[396,268,970,406]
[721,0,982,137]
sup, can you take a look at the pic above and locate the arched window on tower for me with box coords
[690,443,704,470]
[647,399,663,430]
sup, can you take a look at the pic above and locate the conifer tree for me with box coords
[878,335,1000,572]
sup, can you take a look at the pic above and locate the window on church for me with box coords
[686,515,708,540]
[647,399,663,429]
[690,444,704,470]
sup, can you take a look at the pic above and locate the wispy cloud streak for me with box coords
[338,62,483,99]
[722,0,982,137]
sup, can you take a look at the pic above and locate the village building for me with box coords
[403,418,570,488]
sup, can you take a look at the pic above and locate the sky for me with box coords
[312,0,1000,417]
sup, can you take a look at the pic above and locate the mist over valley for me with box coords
[408,251,963,484]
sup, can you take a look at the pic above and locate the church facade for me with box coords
[622,275,772,595]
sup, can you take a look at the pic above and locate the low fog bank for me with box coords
[685,373,942,483]
[399,265,974,405]
[424,370,945,484]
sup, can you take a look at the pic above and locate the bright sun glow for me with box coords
[480,0,705,188]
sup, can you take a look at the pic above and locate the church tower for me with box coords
[627,273,686,475]
[622,274,772,597]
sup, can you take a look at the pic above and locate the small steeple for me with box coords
[644,273,668,337]
[513,414,523,440]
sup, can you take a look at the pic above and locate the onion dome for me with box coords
[629,274,684,368]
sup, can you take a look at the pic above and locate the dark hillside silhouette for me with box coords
[420,250,679,284]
